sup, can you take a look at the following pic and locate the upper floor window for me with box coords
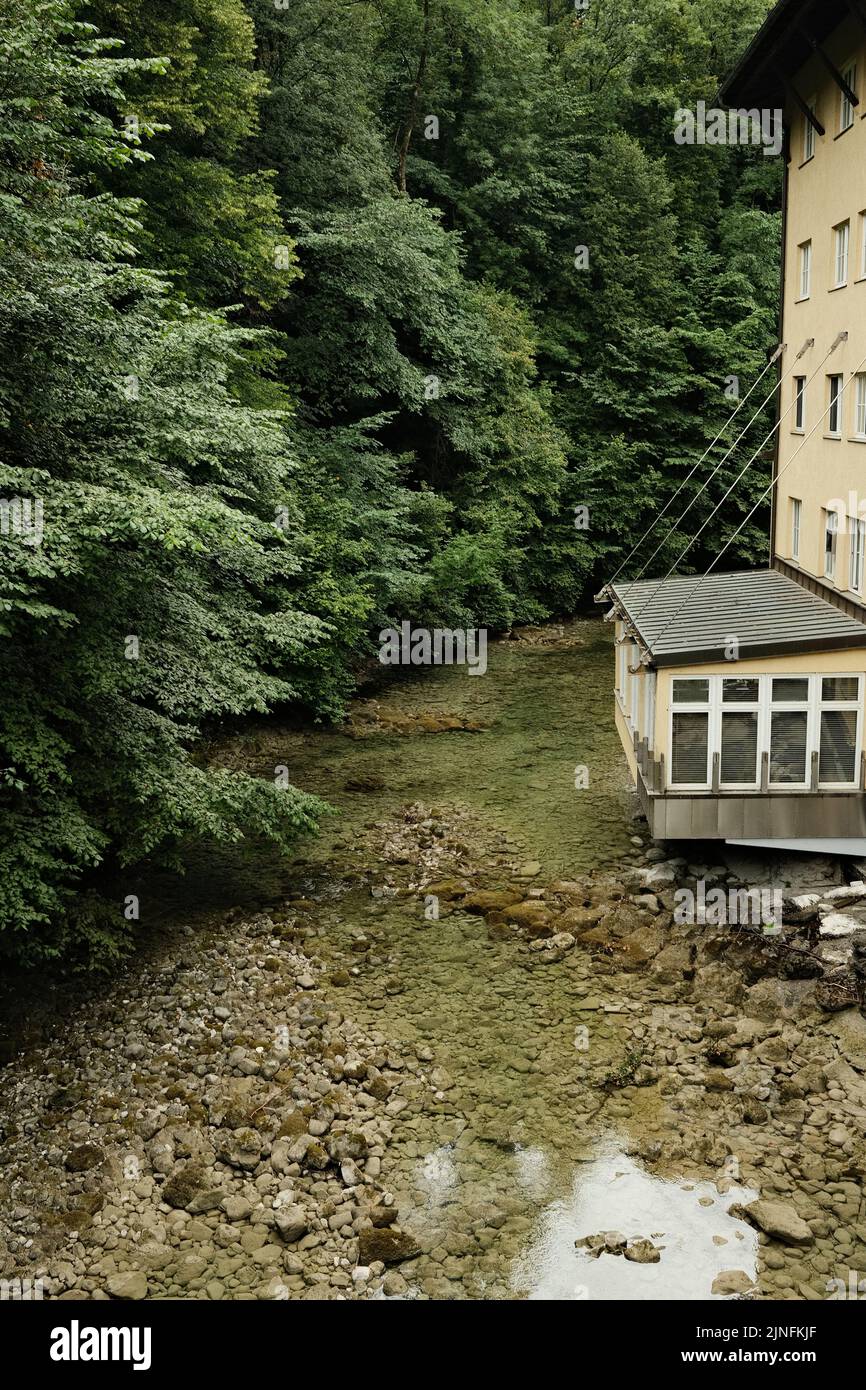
[794,375,806,430]
[804,99,817,160]
[851,516,865,594]
[856,373,866,438]
[834,220,850,287]
[828,374,843,435]
[791,496,801,559]
[825,507,839,577]
[840,63,857,132]
[860,210,866,278]
[799,239,811,298]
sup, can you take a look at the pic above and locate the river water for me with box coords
[178,620,764,1299]
[6,618,837,1301]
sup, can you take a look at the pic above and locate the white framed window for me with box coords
[840,63,857,132]
[719,678,760,787]
[799,239,811,298]
[670,679,710,788]
[643,669,655,749]
[769,676,811,786]
[834,220,850,287]
[791,496,801,559]
[794,375,806,430]
[855,373,866,437]
[828,375,843,435]
[616,634,627,703]
[667,674,862,792]
[860,211,866,278]
[851,517,865,593]
[804,99,817,161]
[825,507,839,576]
[629,642,640,728]
[819,675,861,785]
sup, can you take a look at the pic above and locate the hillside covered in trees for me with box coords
[0,0,780,961]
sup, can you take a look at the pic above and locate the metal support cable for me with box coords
[629,334,842,625]
[604,343,784,590]
[647,342,864,659]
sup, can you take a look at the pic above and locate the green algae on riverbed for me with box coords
[183,621,634,913]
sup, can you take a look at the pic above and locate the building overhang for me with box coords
[717,0,860,110]
[599,568,866,669]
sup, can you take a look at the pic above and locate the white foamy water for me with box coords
[513,1144,551,1198]
[512,1150,759,1300]
[417,1144,460,1205]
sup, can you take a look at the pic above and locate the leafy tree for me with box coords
[0,0,326,962]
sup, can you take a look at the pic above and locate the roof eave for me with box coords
[651,633,866,667]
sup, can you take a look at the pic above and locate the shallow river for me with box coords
[173,621,762,1299]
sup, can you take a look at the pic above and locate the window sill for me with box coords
[791,428,805,435]
[794,295,811,303]
[829,282,848,292]
[824,433,842,440]
[835,124,854,139]
[798,155,815,169]
[848,434,866,443]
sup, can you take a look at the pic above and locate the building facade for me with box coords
[601,0,866,851]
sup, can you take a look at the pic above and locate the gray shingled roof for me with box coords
[609,569,866,667]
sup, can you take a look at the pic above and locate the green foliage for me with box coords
[0,0,782,963]
[0,0,326,963]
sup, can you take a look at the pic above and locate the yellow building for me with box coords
[601,0,866,852]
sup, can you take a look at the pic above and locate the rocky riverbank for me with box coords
[3,622,866,1301]
[3,794,866,1300]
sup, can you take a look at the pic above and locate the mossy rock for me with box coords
[278,1111,308,1139]
[64,1144,105,1173]
[358,1227,420,1264]
[162,1163,207,1210]
[303,1143,330,1171]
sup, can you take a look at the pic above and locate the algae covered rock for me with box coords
[358,1227,420,1265]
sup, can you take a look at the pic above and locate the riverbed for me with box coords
[2,619,865,1301]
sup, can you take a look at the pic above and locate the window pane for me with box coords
[721,711,758,784]
[820,710,857,783]
[770,710,808,783]
[671,713,708,784]
[822,677,859,702]
[672,679,709,704]
[772,677,808,702]
[722,678,759,704]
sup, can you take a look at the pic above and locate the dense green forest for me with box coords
[0,0,780,962]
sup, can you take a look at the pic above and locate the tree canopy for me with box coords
[0,0,779,961]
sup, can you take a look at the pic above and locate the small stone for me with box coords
[711,1270,755,1297]
[106,1271,147,1300]
[274,1205,308,1243]
[738,1199,814,1246]
[820,913,861,938]
[624,1239,660,1264]
[221,1195,253,1221]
